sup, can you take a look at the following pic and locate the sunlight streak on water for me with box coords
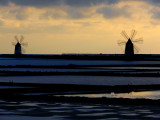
[58,90,160,100]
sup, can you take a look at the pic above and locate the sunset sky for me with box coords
[0,0,160,54]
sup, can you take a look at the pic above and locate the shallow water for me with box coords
[1,75,160,86]
[0,86,33,89]
[0,100,160,120]
[1,67,160,73]
[88,66,160,70]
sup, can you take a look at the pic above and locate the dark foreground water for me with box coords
[1,100,160,120]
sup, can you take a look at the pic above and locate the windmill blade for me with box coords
[132,37,143,44]
[21,42,28,47]
[133,45,140,54]
[22,48,26,54]
[12,42,16,46]
[130,29,137,40]
[117,40,126,46]
[20,35,24,43]
[15,35,19,42]
[121,30,129,40]
[119,44,125,53]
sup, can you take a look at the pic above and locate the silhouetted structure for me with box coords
[12,35,28,55]
[15,42,22,55]
[125,38,134,56]
[118,30,143,56]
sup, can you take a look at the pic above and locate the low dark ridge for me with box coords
[2,54,160,61]
[0,94,160,106]
[0,82,160,94]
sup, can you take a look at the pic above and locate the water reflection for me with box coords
[59,90,160,100]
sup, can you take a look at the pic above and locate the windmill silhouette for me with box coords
[12,35,28,55]
[118,30,143,56]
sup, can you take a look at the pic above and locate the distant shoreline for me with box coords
[0,92,160,106]
[0,82,160,94]
[2,54,160,60]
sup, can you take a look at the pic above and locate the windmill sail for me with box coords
[118,30,143,56]
[12,35,28,55]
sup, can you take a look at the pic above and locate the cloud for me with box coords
[0,19,5,26]
[64,0,120,7]
[0,0,9,5]
[16,0,64,7]
[66,10,84,19]
[1,0,160,8]
[9,8,29,20]
[1,0,158,22]
[40,11,65,19]
[97,6,130,19]
[150,8,160,19]
[146,0,160,5]
[40,10,88,20]
[0,0,120,8]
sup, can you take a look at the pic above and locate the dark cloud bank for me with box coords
[0,0,159,21]
[0,0,120,7]
[0,0,159,7]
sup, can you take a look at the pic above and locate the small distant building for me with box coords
[119,30,142,56]
[125,38,134,56]
[15,42,22,55]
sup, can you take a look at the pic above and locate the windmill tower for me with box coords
[12,35,28,55]
[118,30,143,56]
[125,38,134,56]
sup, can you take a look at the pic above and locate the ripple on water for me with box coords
[20,103,39,107]
[135,109,153,114]
[77,112,117,117]
[103,118,119,120]
[17,108,36,112]
[119,111,134,114]
[90,108,111,112]
[121,113,139,116]
[76,108,96,112]
[145,114,160,118]
[0,109,6,112]
[80,105,97,109]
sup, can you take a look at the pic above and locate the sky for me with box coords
[0,0,160,54]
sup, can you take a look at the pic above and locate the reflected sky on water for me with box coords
[58,90,160,100]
